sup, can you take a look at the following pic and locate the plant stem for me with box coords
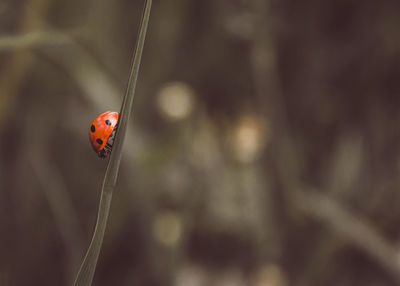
[73,1,152,285]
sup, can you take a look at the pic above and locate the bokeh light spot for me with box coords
[232,114,269,163]
[251,264,287,286]
[157,81,194,121]
[152,210,182,247]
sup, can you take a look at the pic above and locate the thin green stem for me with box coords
[73,1,152,285]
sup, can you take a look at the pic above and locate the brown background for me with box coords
[0,0,400,285]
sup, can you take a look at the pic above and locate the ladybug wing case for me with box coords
[89,111,119,158]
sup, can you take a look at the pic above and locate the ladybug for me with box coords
[89,111,119,158]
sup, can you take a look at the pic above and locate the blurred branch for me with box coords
[295,235,344,286]
[0,31,70,51]
[250,0,286,125]
[0,29,121,109]
[274,126,400,281]
[0,27,121,109]
[274,125,400,281]
[248,1,400,282]
[0,0,51,129]
[295,190,400,282]
[30,156,83,285]
[16,91,84,284]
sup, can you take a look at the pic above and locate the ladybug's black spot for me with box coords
[105,120,111,126]
[90,125,96,132]
[96,138,103,145]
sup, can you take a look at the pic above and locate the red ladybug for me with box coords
[89,111,119,158]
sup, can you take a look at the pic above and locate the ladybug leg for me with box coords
[107,123,118,146]
[97,148,108,158]
[98,143,111,158]
[97,122,118,159]
[104,141,113,152]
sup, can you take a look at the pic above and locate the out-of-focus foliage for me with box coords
[0,0,399,285]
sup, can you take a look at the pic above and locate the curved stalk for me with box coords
[73,1,152,285]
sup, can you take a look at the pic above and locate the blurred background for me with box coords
[0,0,400,285]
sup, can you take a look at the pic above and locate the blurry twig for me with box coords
[0,31,71,51]
[0,28,121,109]
[250,0,286,126]
[248,1,400,282]
[17,96,84,284]
[276,134,400,281]
[295,234,344,286]
[30,156,83,285]
[0,0,51,130]
[295,190,400,282]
